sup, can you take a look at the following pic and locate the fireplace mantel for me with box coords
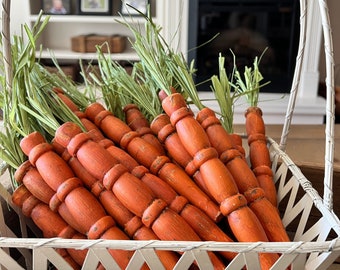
[194,92,326,125]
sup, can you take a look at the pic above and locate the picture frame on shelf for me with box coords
[43,0,71,15]
[78,0,111,15]
[121,0,148,15]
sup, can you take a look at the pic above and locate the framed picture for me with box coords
[43,0,71,15]
[121,0,148,15]
[78,0,111,15]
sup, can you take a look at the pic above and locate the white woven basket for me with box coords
[1,0,340,269]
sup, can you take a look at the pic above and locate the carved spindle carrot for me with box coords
[196,107,289,243]
[54,121,226,269]
[160,91,279,269]
[245,106,277,207]
[19,131,134,269]
[124,103,165,155]
[85,102,222,223]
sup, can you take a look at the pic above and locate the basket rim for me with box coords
[0,237,340,254]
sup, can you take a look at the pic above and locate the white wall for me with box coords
[0,1,29,36]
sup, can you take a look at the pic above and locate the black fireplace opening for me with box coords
[187,0,300,93]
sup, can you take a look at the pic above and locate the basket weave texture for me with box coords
[1,0,340,269]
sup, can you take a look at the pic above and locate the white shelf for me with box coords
[194,92,326,125]
[26,0,158,64]
[36,47,139,62]
[24,1,190,68]
[29,14,151,24]
[27,7,148,63]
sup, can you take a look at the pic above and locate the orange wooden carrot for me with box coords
[12,184,86,268]
[54,121,226,269]
[85,102,222,223]
[19,131,135,269]
[196,107,289,243]
[160,91,279,269]
[124,103,165,155]
[245,106,277,207]
[52,139,180,269]
[233,55,278,207]
[150,113,214,200]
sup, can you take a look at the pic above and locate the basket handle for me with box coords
[280,0,335,211]
[279,0,307,152]
[1,0,12,96]
[318,0,335,211]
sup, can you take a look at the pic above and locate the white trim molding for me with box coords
[298,0,323,99]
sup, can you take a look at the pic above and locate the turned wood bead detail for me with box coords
[15,160,55,205]
[12,185,87,267]
[151,114,198,173]
[123,104,165,154]
[160,92,276,250]
[253,166,274,179]
[85,102,222,223]
[54,122,209,244]
[46,150,181,270]
[150,114,213,199]
[197,106,289,243]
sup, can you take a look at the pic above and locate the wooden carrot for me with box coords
[160,91,279,269]
[92,133,236,261]
[19,131,135,269]
[12,184,86,268]
[54,121,226,269]
[85,102,222,223]
[196,107,290,243]
[52,139,180,269]
[234,54,278,207]
[245,106,277,206]
[124,103,165,155]
[150,113,216,201]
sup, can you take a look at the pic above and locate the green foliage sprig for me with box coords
[233,49,270,107]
